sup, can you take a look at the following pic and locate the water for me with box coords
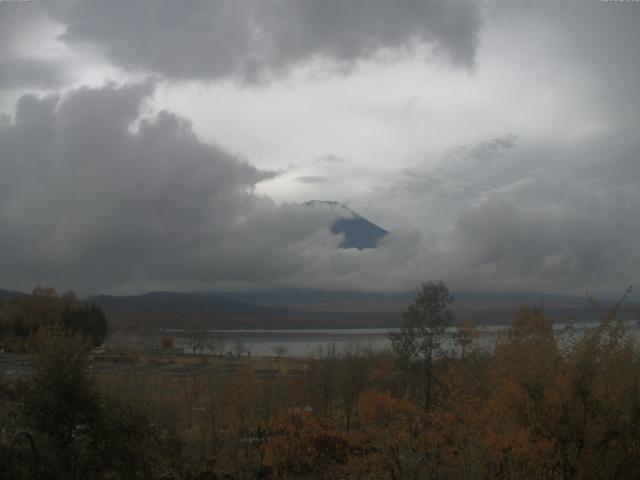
[110,320,640,357]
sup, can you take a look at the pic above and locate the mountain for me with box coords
[88,288,638,330]
[90,290,402,329]
[91,291,285,316]
[204,288,414,305]
[203,288,637,325]
[0,289,26,301]
[303,200,388,249]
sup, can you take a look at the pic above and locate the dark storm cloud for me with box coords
[295,175,328,184]
[0,82,348,293]
[42,0,480,80]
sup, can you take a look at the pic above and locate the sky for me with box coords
[1,0,639,297]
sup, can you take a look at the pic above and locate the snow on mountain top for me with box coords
[302,200,359,219]
[302,200,388,249]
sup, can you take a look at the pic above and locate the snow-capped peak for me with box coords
[302,200,359,219]
[302,200,388,249]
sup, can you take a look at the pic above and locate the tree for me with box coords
[207,329,226,357]
[186,327,206,355]
[177,372,204,429]
[454,320,480,360]
[263,408,348,478]
[337,348,370,431]
[272,345,287,361]
[19,330,180,479]
[233,339,246,358]
[21,331,99,456]
[388,280,454,412]
[348,389,423,479]
[61,303,108,346]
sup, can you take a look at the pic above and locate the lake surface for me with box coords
[111,320,640,357]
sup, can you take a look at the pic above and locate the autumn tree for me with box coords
[226,366,261,467]
[454,320,480,360]
[483,306,558,477]
[263,408,348,479]
[305,347,340,419]
[0,287,107,351]
[389,280,454,412]
[177,372,204,429]
[337,348,371,431]
[347,389,423,479]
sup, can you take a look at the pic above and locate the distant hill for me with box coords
[203,288,414,305]
[89,288,639,331]
[90,290,403,330]
[91,291,287,316]
[303,200,388,249]
[0,289,26,301]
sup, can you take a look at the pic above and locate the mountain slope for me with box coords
[303,200,388,249]
[90,290,402,329]
[0,289,26,301]
[91,291,285,316]
[90,288,633,330]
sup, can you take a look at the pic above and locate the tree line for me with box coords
[0,286,108,351]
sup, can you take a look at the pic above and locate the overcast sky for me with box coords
[1,0,639,297]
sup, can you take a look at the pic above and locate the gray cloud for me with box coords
[0,6,65,89]
[42,0,480,80]
[0,82,455,296]
[314,154,348,165]
[398,133,521,203]
[381,132,640,294]
[0,82,352,294]
[0,57,64,89]
[2,83,639,296]
[446,181,640,293]
[446,133,518,163]
[295,175,328,184]
[2,1,640,297]
[489,1,640,131]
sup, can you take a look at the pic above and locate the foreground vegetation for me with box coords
[1,284,639,479]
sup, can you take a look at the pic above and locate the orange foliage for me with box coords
[46,295,640,479]
[263,408,347,479]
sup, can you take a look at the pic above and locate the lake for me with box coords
[110,320,640,357]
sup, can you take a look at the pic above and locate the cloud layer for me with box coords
[43,0,480,80]
[0,84,341,293]
[0,7,64,89]
[1,1,639,297]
